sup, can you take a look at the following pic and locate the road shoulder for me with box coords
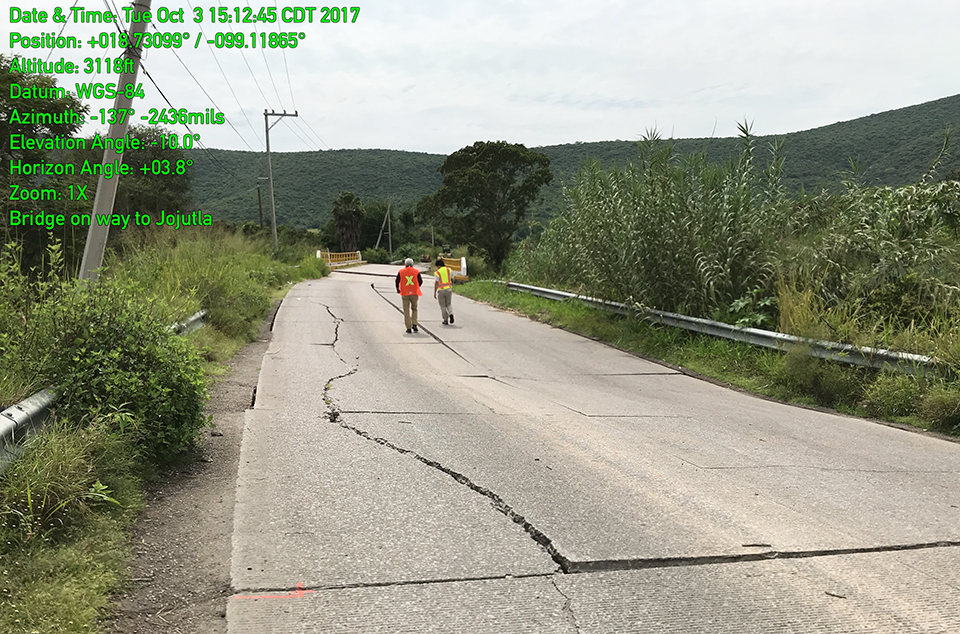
[102,305,276,634]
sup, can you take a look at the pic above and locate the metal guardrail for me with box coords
[505,282,941,376]
[1,310,209,476]
[0,388,57,473]
[169,309,208,335]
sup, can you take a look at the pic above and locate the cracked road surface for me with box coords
[227,264,960,633]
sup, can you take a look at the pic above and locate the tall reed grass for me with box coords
[511,125,786,317]
[511,127,960,359]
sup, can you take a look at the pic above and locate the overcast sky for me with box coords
[5,0,960,155]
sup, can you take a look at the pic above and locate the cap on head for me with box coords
[404,258,414,267]
[436,258,444,266]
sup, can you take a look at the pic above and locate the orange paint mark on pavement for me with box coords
[233,582,316,600]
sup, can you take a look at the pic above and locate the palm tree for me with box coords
[332,191,366,252]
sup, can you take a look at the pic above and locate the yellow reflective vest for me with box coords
[435,266,453,291]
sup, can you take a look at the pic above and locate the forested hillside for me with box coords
[188,94,960,229]
[187,148,445,229]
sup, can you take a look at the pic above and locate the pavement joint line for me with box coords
[338,410,484,415]
[370,282,474,365]
[228,541,960,601]
[230,572,554,598]
[565,540,960,573]
[457,374,515,386]
[556,404,692,419]
[333,269,396,278]
[674,455,960,474]
[592,372,681,376]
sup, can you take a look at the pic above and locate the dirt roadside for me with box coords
[102,307,275,634]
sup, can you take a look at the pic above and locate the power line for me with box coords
[268,1,330,150]
[296,115,332,150]
[186,0,265,148]
[225,0,272,108]
[46,0,82,63]
[258,34,285,110]
[282,44,296,110]
[138,63,246,183]
[153,24,257,151]
[100,0,246,184]
[280,117,316,151]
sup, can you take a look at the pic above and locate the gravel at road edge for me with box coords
[102,306,276,634]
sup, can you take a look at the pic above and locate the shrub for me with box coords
[393,242,437,263]
[463,253,497,280]
[298,252,330,277]
[0,412,140,546]
[200,276,269,341]
[362,247,391,264]
[37,279,208,465]
[773,347,862,407]
[859,373,924,418]
[919,385,960,432]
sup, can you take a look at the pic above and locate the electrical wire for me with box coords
[186,0,265,148]
[223,0,272,108]
[100,0,245,183]
[150,23,257,151]
[280,117,315,151]
[46,0,82,63]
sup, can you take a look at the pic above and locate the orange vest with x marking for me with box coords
[398,266,422,296]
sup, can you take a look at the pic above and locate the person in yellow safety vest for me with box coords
[395,258,423,333]
[434,258,455,325]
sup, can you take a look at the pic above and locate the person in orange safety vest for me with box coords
[395,258,423,333]
[434,258,455,325]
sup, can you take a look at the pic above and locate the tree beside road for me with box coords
[418,141,553,272]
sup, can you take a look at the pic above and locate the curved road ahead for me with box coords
[227,264,960,633]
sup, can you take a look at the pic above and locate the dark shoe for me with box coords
[412,325,418,332]
[406,328,412,334]
[443,320,448,325]
[449,314,454,324]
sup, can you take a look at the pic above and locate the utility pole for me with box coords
[375,200,391,253]
[256,177,269,228]
[78,0,151,280]
[264,110,298,252]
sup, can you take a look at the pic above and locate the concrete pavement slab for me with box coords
[553,548,960,633]
[232,410,556,592]
[232,274,960,632]
[341,411,770,563]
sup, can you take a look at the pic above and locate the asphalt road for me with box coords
[227,263,960,633]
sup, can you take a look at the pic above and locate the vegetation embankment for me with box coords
[461,127,960,435]
[0,225,328,633]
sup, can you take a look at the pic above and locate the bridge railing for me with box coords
[441,256,468,280]
[318,250,362,267]
[503,282,941,376]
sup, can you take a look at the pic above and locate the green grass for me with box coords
[457,281,960,436]
[0,416,144,633]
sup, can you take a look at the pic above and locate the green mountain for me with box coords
[188,94,960,229]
